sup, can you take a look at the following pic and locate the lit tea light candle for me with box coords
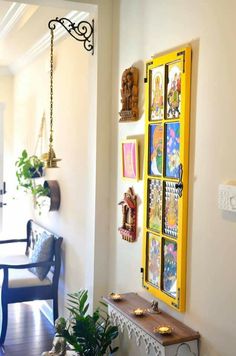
[159,326,170,333]
[133,308,144,316]
[153,325,172,334]
[153,325,172,335]
[110,293,121,300]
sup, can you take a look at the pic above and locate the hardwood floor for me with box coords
[0,302,55,356]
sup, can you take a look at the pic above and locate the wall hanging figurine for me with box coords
[118,187,137,242]
[119,66,139,122]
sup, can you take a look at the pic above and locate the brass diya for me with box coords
[109,293,122,301]
[131,308,146,316]
[153,325,172,335]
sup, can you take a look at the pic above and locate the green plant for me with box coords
[55,289,119,356]
[15,149,49,199]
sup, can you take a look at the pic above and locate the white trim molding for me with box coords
[0,2,27,39]
[0,66,12,76]
[10,10,89,74]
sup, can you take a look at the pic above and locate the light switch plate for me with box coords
[218,184,236,212]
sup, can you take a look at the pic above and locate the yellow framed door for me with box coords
[142,47,191,312]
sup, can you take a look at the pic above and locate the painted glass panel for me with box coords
[167,61,182,119]
[148,179,162,232]
[150,66,164,120]
[165,122,180,178]
[149,124,163,176]
[147,233,161,287]
[163,239,177,297]
[164,181,178,237]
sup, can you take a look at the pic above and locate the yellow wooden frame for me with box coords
[142,47,191,312]
[121,139,139,181]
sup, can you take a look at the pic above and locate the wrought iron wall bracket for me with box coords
[48,17,94,55]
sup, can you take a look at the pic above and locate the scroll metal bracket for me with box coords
[48,17,94,55]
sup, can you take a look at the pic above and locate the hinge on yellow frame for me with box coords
[144,61,153,83]
[171,288,180,309]
[177,51,185,73]
[140,267,149,290]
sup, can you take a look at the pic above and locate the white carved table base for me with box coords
[109,306,199,356]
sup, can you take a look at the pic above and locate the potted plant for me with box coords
[15,149,49,202]
[53,289,119,356]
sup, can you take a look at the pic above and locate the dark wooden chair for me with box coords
[0,219,63,344]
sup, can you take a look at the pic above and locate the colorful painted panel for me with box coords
[165,122,180,178]
[148,179,162,232]
[167,61,182,119]
[163,240,177,297]
[164,181,178,237]
[147,233,161,287]
[150,66,164,120]
[149,124,163,176]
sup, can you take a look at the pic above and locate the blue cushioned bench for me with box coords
[0,219,63,344]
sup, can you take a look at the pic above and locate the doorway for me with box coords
[0,103,5,235]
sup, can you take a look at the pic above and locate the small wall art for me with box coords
[118,187,137,242]
[121,139,139,181]
[119,66,139,122]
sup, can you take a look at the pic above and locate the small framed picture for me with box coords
[121,139,139,181]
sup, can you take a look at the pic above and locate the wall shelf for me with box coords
[104,293,200,355]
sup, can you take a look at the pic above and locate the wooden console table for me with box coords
[104,293,200,356]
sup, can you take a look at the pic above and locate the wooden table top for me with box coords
[103,292,200,346]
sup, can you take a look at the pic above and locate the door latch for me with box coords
[175,164,183,197]
[0,182,6,195]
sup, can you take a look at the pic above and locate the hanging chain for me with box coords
[45,27,61,167]
[49,29,54,150]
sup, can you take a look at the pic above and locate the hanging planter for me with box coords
[16,149,45,180]
[15,149,49,202]
[29,164,43,178]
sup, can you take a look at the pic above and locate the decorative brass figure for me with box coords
[118,187,137,242]
[119,67,139,122]
[148,300,160,314]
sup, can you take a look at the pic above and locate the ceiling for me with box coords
[0,1,88,74]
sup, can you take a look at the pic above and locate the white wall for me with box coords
[4,0,113,317]
[10,34,91,310]
[109,0,236,355]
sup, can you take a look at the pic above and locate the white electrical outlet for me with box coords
[218,184,236,212]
